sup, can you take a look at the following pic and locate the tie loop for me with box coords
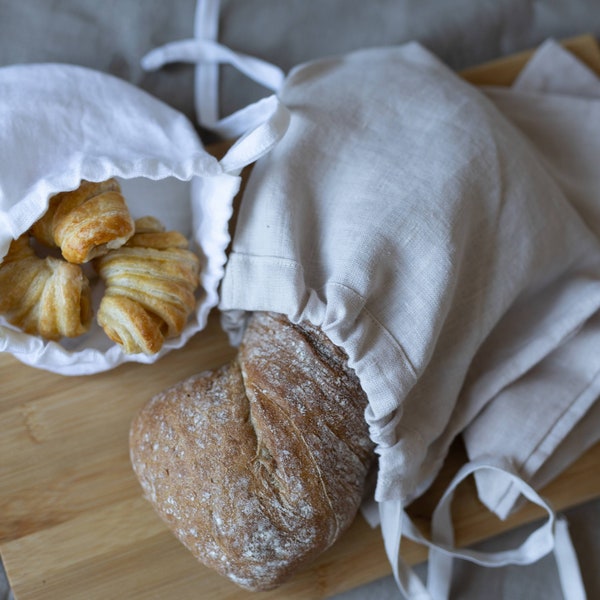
[141,0,290,173]
[379,457,586,599]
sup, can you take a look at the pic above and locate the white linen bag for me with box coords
[209,41,600,598]
[461,40,600,520]
[144,8,599,593]
[220,42,600,598]
[217,41,600,509]
[0,62,285,375]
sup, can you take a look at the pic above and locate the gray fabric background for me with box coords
[1,1,599,598]
[4,0,600,133]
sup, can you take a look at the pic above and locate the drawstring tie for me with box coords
[379,457,586,599]
[141,0,289,174]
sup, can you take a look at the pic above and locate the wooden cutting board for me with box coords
[2,34,600,600]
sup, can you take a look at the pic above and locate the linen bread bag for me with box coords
[129,32,600,596]
[0,61,280,375]
[461,39,600,521]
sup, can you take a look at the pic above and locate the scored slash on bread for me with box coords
[129,311,374,590]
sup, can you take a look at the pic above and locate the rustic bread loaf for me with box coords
[129,311,374,590]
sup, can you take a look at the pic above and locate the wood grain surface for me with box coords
[1,34,600,600]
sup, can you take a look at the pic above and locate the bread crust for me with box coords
[130,311,374,590]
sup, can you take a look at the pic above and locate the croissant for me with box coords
[0,234,92,340]
[95,217,201,355]
[30,178,135,263]
[130,311,374,591]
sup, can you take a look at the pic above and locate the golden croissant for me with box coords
[95,217,201,355]
[31,178,135,264]
[0,235,92,340]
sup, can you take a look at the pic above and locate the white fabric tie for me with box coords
[193,0,221,126]
[379,500,434,599]
[141,36,287,138]
[554,518,587,600]
[141,7,289,173]
[380,457,586,599]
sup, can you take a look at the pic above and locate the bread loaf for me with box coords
[129,311,374,590]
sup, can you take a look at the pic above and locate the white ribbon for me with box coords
[380,457,587,599]
[141,38,285,119]
[193,0,221,126]
[554,517,587,600]
[379,500,435,599]
[141,0,289,173]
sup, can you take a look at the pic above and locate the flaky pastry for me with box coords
[0,234,92,340]
[31,178,135,263]
[95,217,201,355]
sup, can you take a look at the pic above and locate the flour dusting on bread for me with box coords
[130,311,374,590]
